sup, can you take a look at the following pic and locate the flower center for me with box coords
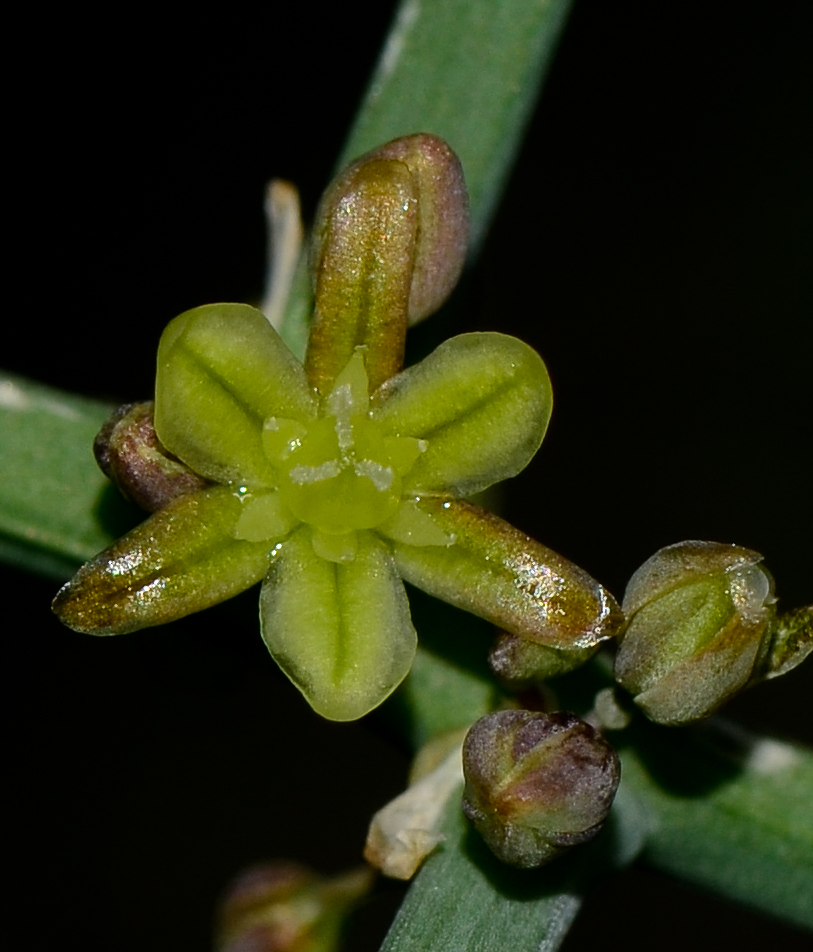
[280,412,404,531]
[265,351,426,536]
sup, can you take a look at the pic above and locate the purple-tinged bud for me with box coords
[462,710,620,868]
[215,861,373,952]
[94,401,210,511]
[489,630,601,685]
[614,541,776,725]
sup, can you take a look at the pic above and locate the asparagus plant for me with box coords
[4,3,811,951]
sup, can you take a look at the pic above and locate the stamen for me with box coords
[335,414,355,454]
[289,460,342,485]
[355,459,395,491]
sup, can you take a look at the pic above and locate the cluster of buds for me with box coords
[456,539,809,869]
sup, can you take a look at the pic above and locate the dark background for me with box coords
[7,3,812,950]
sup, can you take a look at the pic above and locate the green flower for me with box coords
[53,135,621,720]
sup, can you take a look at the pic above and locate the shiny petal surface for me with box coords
[391,498,622,649]
[372,333,552,497]
[311,134,469,329]
[306,160,417,396]
[155,303,316,487]
[52,487,273,635]
[260,527,417,721]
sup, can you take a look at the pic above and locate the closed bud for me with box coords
[489,630,600,685]
[614,541,776,725]
[757,604,812,681]
[94,401,209,511]
[462,710,620,868]
[215,861,373,952]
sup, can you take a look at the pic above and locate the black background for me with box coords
[7,3,812,950]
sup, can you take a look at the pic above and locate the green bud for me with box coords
[215,862,373,952]
[614,541,777,725]
[94,401,210,511]
[462,710,620,868]
[756,604,813,681]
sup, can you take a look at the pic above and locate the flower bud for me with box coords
[489,630,600,685]
[462,710,620,868]
[614,541,776,725]
[758,604,812,681]
[94,401,209,511]
[215,861,373,952]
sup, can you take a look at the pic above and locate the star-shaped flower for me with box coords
[53,135,621,720]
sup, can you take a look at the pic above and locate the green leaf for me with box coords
[260,526,417,721]
[374,332,552,497]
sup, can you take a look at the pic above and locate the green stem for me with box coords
[621,718,813,930]
[338,0,574,254]
[0,374,120,577]
[278,0,574,354]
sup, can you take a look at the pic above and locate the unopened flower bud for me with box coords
[757,604,812,681]
[94,401,210,511]
[614,541,776,725]
[489,630,600,685]
[215,861,374,952]
[462,710,620,868]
